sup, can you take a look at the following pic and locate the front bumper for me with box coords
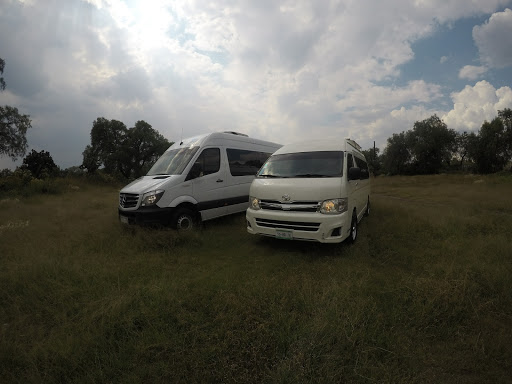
[246,208,350,243]
[118,206,175,226]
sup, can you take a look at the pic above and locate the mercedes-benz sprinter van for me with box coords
[119,132,281,230]
[246,138,370,243]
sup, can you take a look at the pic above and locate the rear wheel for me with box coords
[348,211,357,243]
[364,197,370,216]
[172,208,196,231]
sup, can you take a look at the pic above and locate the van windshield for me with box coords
[257,151,344,178]
[147,146,200,176]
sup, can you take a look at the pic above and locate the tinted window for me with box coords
[258,151,344,178]
[226,149,272,176]
[354,156,369,179]
[346,153,354,171]
[194,148,220,176]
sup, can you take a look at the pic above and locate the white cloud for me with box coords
[440,56,448,63]
[361,105,441,149]
[412,0,512,23]
[458,65,488,80]
[442,81,512,131]
[473,8,512,68]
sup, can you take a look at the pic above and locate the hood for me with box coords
[120,175,180,194]
[250,177,342,202]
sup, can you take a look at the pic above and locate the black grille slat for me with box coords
[255,218,320,232]
[119,193,139,208]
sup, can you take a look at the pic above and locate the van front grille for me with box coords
[260,200,320,212]
[119,193,139,209]
[255,218,320,232]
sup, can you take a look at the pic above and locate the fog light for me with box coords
[331,227,342,237]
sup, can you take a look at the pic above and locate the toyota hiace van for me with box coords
[246,138,370,243]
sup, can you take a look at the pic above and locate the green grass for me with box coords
[1,174,511,383]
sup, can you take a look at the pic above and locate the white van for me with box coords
[119,132,281,230]
[246,138,371,243]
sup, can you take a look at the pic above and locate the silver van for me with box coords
[119,132,281,229]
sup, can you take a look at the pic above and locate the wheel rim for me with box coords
[177,215,192,231]
[351,218,357,241]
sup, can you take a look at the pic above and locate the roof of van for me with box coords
[273,138,363,155]
[167,131,281,151]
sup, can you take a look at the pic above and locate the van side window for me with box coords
[195,148,220,176]
[354,157,370,179]
[226,149,272,176]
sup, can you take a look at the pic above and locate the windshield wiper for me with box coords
[258,174,287,178]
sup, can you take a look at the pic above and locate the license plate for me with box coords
[276,229,293,240]
[119,215,130,224]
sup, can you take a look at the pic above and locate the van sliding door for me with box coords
[190,147,228,220]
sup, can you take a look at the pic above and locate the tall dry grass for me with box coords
[1,174,511,383]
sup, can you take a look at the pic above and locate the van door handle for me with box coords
[216,179,224,183]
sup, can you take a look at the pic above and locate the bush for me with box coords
[0,168,64,197]
[21,149,59,179]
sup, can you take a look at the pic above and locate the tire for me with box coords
[172,208,196,231]
[364,197,370,217]
[348,211,357,243]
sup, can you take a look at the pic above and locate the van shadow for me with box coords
[199,212,352,259]
[252,235,351,259]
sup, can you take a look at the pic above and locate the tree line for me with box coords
[362,109,512,176]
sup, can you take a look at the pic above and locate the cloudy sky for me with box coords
[1,0,512,169]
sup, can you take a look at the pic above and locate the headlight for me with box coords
[141,190,164,206]
[319,198,347,214]
[249,196,261,210]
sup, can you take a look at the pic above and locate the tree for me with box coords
[469,117,509,174]
[498,108,512,131]
[382,132,410,175]
[21,149,58,179]
[122,120,171,178]
[81,118,127,174]
[1,106,32,161]
[81,144,101,174]
[1,58,32,161]
[362,146,381,175]
[0,58,5,91]
[90,117,128,174]
[406,115,456,174]
[498,108,512,164]
[81,117,171,178]
[454,131,471,170]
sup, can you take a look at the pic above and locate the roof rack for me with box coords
[345,138,362,151]
[223,131,249,137]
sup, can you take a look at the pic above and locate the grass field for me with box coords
[1,174,511,383]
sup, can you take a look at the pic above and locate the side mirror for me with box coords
[348,167,361,181]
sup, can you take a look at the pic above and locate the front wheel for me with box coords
[348,212,357,243]
[364,197,370,217]
[172,208,196,231]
